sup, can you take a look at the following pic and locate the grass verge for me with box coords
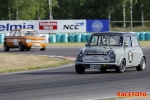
[0,53,74,74]
[0,41,150,47]
[138,41,150,47]
[46,42,86,47]
[46,41,150,47]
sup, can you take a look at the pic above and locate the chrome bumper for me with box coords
[76,62,117,65]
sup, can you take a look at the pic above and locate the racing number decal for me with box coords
[14,39,19,46]
[128,51,133,63]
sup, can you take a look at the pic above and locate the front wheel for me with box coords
[116,59,126,73]
[136,57,146,71]
[75,65,85,74]
[100,68,107,72]
[3,42,10,51]
[19,42,24,51]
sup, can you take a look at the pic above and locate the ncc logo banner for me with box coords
[86,19,109,32]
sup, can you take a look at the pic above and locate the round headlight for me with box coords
[42,40,47,43]
[78,51,83,54]
[77,50,85,57]
[107,50,115,58]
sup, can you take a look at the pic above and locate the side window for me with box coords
[109,36,117,45]
[15,31,20,36]
[132,36,140,47]
[125,36,132,47]
[109,36,123,46]
[10,31,15,36]
[101,36,109,45]
[90,35,99,45]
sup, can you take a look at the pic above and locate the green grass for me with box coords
[138,41,150,47]
[0,41,150,47]
[111,26,150,32]
[0,53,74,74]
[0,43,87,47]
[46,41,150,47]
[46,42,86,47]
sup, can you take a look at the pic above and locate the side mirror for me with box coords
[124,41,128,46]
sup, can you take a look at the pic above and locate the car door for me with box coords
[14,30,20,47]
[7,30,16,47]
[124,36,135,67]
[131,35,143,66]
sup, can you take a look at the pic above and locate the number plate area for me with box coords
[33,44,40,47]
[32,44,41,48]
[90,64,101,69]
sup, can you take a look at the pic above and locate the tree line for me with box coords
[0,0,150,27]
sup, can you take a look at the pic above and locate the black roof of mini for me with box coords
[92,31,136,36]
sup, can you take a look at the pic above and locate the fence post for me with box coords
[130,0,133,32]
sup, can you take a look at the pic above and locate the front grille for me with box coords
[84,53,107,55]
[31,40,42,43]
[82,55,110,62]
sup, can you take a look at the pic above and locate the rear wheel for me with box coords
[25,47,31,51]
[40,47,46,51]
[116,59,126,73]
[75,65,85,74]
[19,42,24,51]
[136,57,146,71]
[3,42,10,51]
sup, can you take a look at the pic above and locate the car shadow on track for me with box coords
[21,71,76,75]
[84,69,137,74]
[21,69,137,75]
[0,50,39,52]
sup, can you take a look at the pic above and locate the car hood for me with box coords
[5,36,45,40]
[80,46,122,54]
[23,36,45,40]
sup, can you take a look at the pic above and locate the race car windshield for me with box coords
[21,31,39,36]
[89,35,123,46]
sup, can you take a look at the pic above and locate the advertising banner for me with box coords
[58,20,86,33]
[0,20,37,33]
[0,19,109,33]
[0,20,86,33]
[86,19,109,32]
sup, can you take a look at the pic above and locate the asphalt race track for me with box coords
[0,47,150,100]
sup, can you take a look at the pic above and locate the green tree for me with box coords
[0,0,9,20]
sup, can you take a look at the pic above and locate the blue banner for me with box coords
[86,19,109,32]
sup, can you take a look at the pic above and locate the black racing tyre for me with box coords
[40,47,46,51]
[3,42,10,51]
[25,47,31,51]
[75,65,85,74]
[136,57,146,71]
[19,42,24,51]
[100,68,107,72]
[116,59,126,73]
